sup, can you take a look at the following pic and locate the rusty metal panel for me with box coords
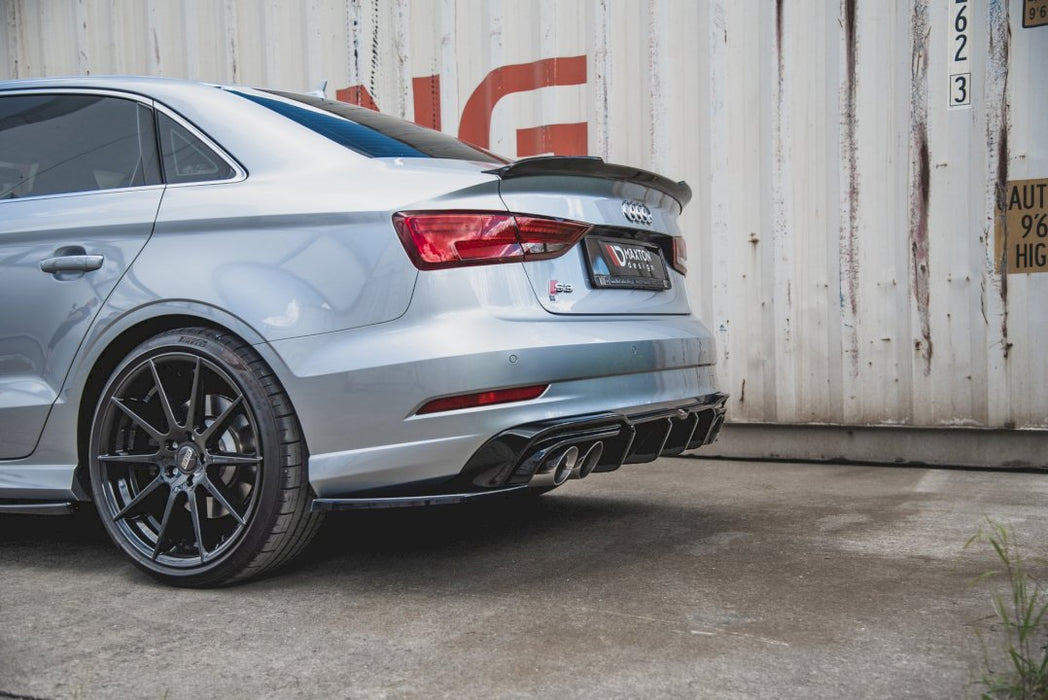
[1,0,1045,430]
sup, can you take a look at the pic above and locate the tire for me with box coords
[88,327,322,587]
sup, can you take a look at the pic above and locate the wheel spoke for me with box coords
[110,397,166,443]
[149,359,179,435]
[151,489,179,561]
[198,395,244,444]
[207,454,261,467]
[184,357,202,433]
[188,490,208,564]
[113,474,165,520]
[201,476,246,526]
[97,452,162,466]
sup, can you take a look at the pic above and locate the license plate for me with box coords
[583,237,671,290]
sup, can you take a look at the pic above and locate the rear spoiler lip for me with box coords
[486,156,693,209]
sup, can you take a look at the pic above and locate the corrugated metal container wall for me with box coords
[2,0,1045,430]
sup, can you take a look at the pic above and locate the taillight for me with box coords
[416,384,549,414]
[672,236,688,276]
[392,211,591,270]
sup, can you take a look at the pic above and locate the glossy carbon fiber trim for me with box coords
[311,486,529,511]
[0,500,78,515]
[488,156,693,208]
[455,392,729,490]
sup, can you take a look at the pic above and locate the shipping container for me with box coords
[2,0,1046,464]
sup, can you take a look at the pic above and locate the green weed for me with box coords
[967,519,1048,699]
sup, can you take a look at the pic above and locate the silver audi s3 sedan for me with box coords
[0,77,725,586]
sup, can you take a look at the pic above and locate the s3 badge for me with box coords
[549,280,574,301]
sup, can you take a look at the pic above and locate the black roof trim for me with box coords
[487,156,692,208]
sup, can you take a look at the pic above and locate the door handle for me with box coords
[40,248,104,274]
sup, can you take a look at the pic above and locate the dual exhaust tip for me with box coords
[531,442,604,489]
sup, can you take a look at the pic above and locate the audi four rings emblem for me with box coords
[621,200,654,226]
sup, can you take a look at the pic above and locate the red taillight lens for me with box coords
[393,211,590,270]
[672,236,688,276]
[416,384,549,415]
[513,216,590,259]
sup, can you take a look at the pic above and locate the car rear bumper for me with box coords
[265,312,721,498]
[311,393,727,510]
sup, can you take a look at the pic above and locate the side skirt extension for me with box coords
[0,500,78,515]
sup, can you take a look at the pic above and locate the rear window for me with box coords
[229,89,507,164]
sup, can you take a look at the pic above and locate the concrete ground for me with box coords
[2,457,1047,699]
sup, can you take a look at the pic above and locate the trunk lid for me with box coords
[492,157,692,315]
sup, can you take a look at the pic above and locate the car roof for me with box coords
[0,75,504,173]
[0,75,234,103]
[0,74,218,90]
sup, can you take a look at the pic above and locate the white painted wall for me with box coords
[2,0,1045,429]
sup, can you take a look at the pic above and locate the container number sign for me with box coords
[948,0,971,109]
[996,179,1048,274]
[1024,0,1048,28]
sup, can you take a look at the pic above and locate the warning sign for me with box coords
[1025,0,1048,27]
[996,178,1048,274]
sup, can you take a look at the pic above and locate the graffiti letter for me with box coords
[335,85,379,111]
[412,74,442,130]
[458,55,587,156]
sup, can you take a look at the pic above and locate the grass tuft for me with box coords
[967,519,1048,699]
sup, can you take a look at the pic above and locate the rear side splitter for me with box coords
[312,486,528,512]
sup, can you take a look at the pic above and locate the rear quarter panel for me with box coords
[133,159,504,341]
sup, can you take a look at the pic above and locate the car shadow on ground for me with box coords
[0,506,108,548]
[276,490,749,590]
[0,490,748,589]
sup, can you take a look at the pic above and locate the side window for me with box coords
[156,113,235,184]
[0,94,160,199]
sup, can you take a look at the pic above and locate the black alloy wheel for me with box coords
[89,328,321,587]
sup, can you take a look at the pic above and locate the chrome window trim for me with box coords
[0,87,245,203]
[0,183,167,204]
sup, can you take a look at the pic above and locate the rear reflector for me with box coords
[416,384,549,414]
[672,237,688,276]
[393,211,590,270]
